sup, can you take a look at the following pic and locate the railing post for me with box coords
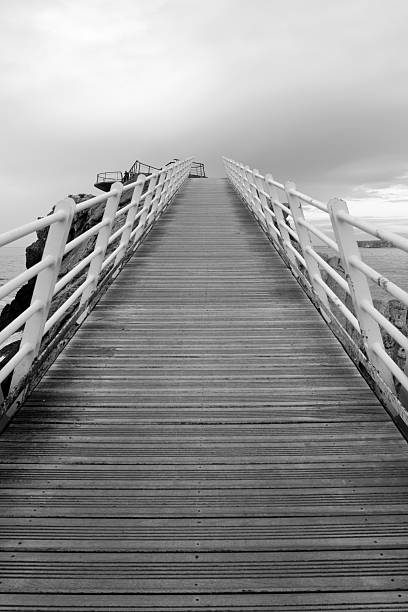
[235,163,246,201]
[243,165,256,212]
[133,173,158,245]
[153,169,167,217]
[285,181,329,307]
[79,181,123,310]
[247,168,264,227]
[253,172,280,244]
[253,169,275,232]
[328,197,395,389]
[167,164,179,201]
[265,174,298,270]
[10,197,75,388]
[115,175,146,265]
[237,163,246,201]
[237,164,248,202]
[158,166,174,215]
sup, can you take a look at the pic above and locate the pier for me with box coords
[0,160,408,610]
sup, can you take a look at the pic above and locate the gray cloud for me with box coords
[1,0,408,231]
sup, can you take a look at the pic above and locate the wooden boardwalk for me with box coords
[1,178,408,610]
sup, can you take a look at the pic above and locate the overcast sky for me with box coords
[1,0,408,234]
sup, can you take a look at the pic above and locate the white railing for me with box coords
[223,156,408,425]
[0,157,193,415]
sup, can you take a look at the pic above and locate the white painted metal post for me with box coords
[10,198,75,388]
[177,160,186,190]
[158,166,174,215]
[252,169,272,231]
[167,164,178,202]
[153,169,167,218]
[328,198,395,389]
[133,173,157,245]
[115,175,146,266]
[252,171,266,222]
[285,181,329,307]
[244,166,256,213]
[253,172,280,243]
[238,165,247,200]
[265,175,298,269]
[171,162,182,199]
[80,181,123,309]
[235,163,246,201]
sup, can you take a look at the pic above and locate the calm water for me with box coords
[0,245,407,308]
[318,246,408,301]
[0,246,27,307]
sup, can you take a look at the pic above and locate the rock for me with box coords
[318,251,408,377]
[0,184,136,399]
[0,340,20,396]
[357,239,394,248]
[0,193,103,396]
[0,194,96,335]
[0,279,36,336]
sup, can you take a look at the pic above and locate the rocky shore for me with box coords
[319,252,407,374]
[357,239,394,248]
[0,188,133,395]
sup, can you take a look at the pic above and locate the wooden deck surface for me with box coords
[1,178,408,610]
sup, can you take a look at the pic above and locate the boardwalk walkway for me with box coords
[1,178,408,610]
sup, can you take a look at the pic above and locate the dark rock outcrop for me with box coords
[0,189,134,397]
[319,252,408,380]
[357,239,394,248]
[0,194,96,336]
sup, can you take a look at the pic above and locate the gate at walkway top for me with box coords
[95,159,206,192]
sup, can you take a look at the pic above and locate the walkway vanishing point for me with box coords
[1,169,408,610]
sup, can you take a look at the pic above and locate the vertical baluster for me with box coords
[253,172,279,243]
[252,169,269,230]
[154,169,167,217]
[11,197,75,388]
[179,159,187,190]
[244,166,256,212]
[115,175,146,266]
[286,181,329,308]
[239,164,250,203]
[133,173,158,245]
[235,163,246,200]
[265,175,298,270]
[175,160,184,194]
[79,181,123,311]
[167,164,176,202]
[159,165,174,214]
[236,164,244,198]
[328,197,394,389]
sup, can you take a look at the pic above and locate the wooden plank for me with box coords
[0,550,407,593]
[1,178,408,609]
[2,515,408,552]
[1,591,408,611]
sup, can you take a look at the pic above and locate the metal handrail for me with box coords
[0,157,193,419]
[223,155,408,423]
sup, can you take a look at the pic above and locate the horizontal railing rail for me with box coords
[0,157,193,426]
[223,156,408,430]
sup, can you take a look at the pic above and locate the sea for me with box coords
[0,245,407,308]
[317,246,408,303]
[0,246,27,308]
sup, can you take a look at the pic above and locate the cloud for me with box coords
[1,0,408,231]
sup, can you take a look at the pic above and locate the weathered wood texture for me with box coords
[1,178,408,610]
